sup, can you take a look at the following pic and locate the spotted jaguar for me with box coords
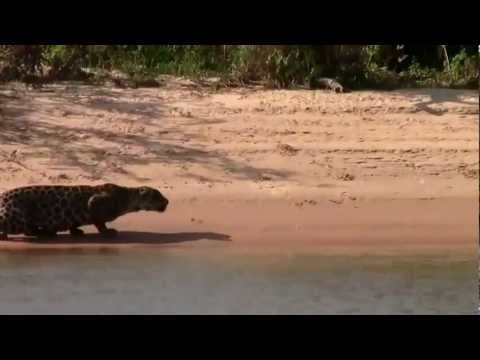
[0,183,169,240]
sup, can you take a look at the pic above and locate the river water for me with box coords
[0,246,476,314]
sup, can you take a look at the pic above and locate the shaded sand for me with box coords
[1,83,478,192]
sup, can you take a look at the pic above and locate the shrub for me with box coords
[1,45,477,89]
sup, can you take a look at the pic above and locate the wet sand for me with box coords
[0,197,476,255]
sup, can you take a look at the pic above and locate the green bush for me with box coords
[449,49,479,84]
[1,45,478,89]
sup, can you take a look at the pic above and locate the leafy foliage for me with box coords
[1,45,478,89]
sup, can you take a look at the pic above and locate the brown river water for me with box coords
[0,246,476,314]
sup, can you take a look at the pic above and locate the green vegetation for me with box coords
[0,45,478,89]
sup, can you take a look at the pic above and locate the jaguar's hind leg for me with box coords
[28,227,57,239]
[24,225,41,237]
[38,230,58,238]
[25,228,41,237]
[23,208,56,238]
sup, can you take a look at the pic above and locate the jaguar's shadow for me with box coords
[17,231,232,245]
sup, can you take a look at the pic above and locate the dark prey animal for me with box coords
[0,183,169,240]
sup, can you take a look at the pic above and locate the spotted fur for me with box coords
[0,183,169,240]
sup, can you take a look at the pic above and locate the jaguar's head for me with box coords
[131,186,169,212]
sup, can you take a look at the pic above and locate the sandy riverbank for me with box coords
[0,79,478,254]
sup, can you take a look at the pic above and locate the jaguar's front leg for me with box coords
[69,227,85,237]
[88,192,119,239]
[94,222,118,238]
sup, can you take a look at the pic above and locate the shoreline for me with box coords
[1,197,476,256]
